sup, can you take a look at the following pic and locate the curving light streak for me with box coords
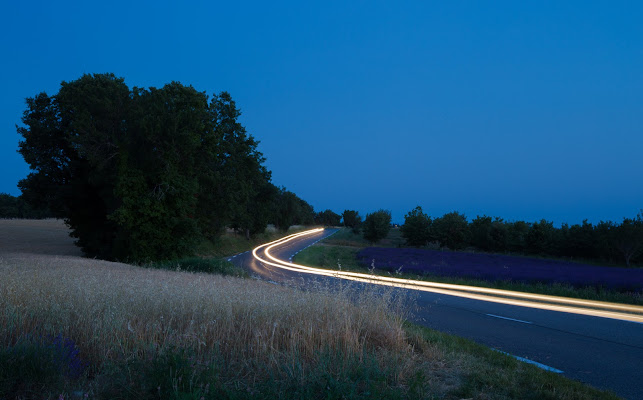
[252,228,643,324]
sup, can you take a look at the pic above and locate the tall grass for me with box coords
[0,253,432,398]
[0,245,622,398]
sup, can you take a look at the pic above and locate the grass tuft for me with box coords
[147,257,248,278]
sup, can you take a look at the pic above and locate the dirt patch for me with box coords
[0,219,81,256]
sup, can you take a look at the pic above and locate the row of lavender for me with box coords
[357,247,643,291]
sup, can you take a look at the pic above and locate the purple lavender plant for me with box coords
[46,334,88,379]
[357,247,643,291]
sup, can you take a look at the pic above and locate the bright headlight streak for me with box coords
[253,229,643,323]
[260,230,643,314]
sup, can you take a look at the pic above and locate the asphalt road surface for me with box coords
[230,228,643,399]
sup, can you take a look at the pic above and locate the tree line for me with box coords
[318,206,642,268]
[17,73,315,262]
[400,207,643,267]
[314,209,392,244]
[0,193,52,219]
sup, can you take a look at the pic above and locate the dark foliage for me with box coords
[315,209,341,226]
[611,214,643,266]
[342,209,362,234]
[400,206,431,247]
[272,186,315,232]
[432,211,469,250]
[399,206,643,267]
[17,73,281,261]
[0,193,52,219]
[362,210,391,244]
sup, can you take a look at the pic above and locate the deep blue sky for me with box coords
[1,1,641,225]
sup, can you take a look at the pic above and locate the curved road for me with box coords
[230,228,643,399]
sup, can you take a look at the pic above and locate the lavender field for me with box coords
[357,247,643,292]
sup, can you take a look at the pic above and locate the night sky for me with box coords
[2,1,641,225]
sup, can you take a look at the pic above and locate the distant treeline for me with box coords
[0,193,52,219]
[399,207,643,267]
[16,73,316,262]
[319,206,643,267]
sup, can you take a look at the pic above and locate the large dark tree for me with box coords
[18,73,273,262]
[363,209,391,244]
[19,74,130,258]
[400,206,431,247]
[432,211,469,250]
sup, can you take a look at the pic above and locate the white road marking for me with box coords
[486,314,533,324]
[226,250,250,262]
[493,349,563,373]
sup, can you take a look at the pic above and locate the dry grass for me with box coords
[0,252,455,396]
[1,253,406,361]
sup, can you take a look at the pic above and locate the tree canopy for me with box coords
[432,211,469,250]
[17,73,277,261]
[363,210,391,244]
[315,209,341,227]
[342,210,362,233]
[272,186,315,232]
[400,206,431,247]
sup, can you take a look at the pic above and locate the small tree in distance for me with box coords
[400,206,431,247]
[611,212,643,266]
[363,209,391,244]
[342,209,362,233]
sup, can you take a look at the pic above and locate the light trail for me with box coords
[252,228,643,324]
